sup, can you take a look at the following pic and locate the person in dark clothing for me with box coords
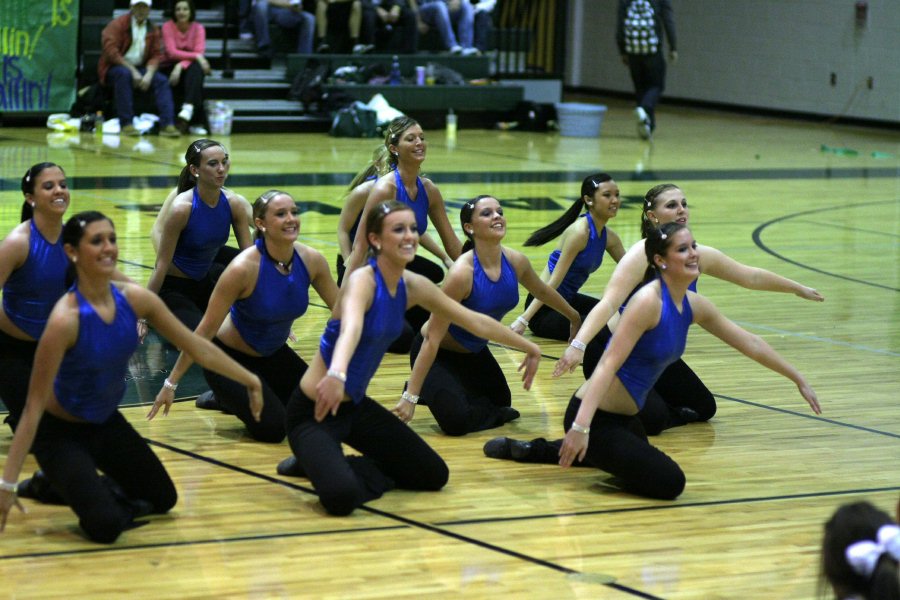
[616,0,677,139]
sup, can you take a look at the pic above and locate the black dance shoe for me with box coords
[17,470,67,505]
[483,437,532,460]
[276,456,306,478]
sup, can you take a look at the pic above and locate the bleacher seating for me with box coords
[69,2,524,133]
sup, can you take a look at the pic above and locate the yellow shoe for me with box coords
[159,125,181,137]
[121,124,141,136]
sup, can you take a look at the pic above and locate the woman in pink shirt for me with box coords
[162,0,211,134]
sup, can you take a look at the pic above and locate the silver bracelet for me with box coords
[0,479,18,494]
[401,390,419,405]
[326,369,347,383]
[163,378,178,391]
[570,339,587,352]
[513,316,529,328]
[138,318,148,325]
[570,422,590,435]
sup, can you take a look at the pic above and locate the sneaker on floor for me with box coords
[177,105,194,123]
[449,44,463,55]
[635,107,651,140]
[276,455,306,477]
[189,125,209,135]
[239,32,254,41]
[316,43,331,54]
[122,124,142,137]
[460,47,480,56]
[159,125,181,137]
[352,43,374,54]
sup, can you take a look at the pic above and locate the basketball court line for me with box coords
[753,199,900,292]
[2,165,899,192]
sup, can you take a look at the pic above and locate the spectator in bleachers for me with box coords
[315,0,374,53]
[472,0,495,53]
[161,0,211,135]
[99,0,180,137]
[252,0,316,58]
[238,0,255,40]
[360,0,418,54]
[416,0,478,55]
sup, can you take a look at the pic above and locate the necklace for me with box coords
[263,244,292,272]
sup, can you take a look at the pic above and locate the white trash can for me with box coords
[555,102,607,137]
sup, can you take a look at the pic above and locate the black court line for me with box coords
[141,438,663,599]
[753,199,900,292]
[715,393,900,439]
[0,524,405,561]
[438,485,900,528]
[794,218,900,240]
[3,166,900,192]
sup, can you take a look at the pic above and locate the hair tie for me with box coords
[845,524,900,578]
[660,232,667,240]
[24,171,32,183]
[77,219,87,229]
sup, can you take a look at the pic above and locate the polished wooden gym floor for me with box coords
[1,99,898,598]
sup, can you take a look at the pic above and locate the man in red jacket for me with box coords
[99,0,180,137]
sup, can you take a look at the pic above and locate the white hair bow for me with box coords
[845,524,900,578]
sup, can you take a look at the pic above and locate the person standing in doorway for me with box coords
[616,0,677,140]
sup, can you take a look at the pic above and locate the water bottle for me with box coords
[425,62,435,86]
[389,55,402,85]
[94,111,104,137]
[446,108,457,142]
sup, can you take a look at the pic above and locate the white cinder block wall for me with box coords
[566,0,899,124]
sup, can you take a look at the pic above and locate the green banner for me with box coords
[1,0,79,112]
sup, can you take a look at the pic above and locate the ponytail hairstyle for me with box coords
[524,172,612,246]
[177,138,225,193]
[640,183,681,239]
[459,195,495,254]
[20,162,63,222]
[348,145,391,190]
[252,189,293,239]
[383,116,420,169]
[62,211,114,285]
[821,501,900,600]
[643,221,686,284]
[365,200,412,257]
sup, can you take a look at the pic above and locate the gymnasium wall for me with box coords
[565,0,899,124]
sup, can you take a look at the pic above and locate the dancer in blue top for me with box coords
[147,139,253,330]
[0,164,70,431]
[150,190,338,442]
[337,144,452,288]
[280,201,541,516]
[0,211,261,543]
[396,195,580,435]
[553,183,824,434]
[337,145,391,286]
[511,173,625,341]
[344,117,462,351]
[486,223,820,500]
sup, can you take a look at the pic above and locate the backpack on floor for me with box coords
[623,0,659,55]
[288,58,331,106]
[329,101,379,138]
